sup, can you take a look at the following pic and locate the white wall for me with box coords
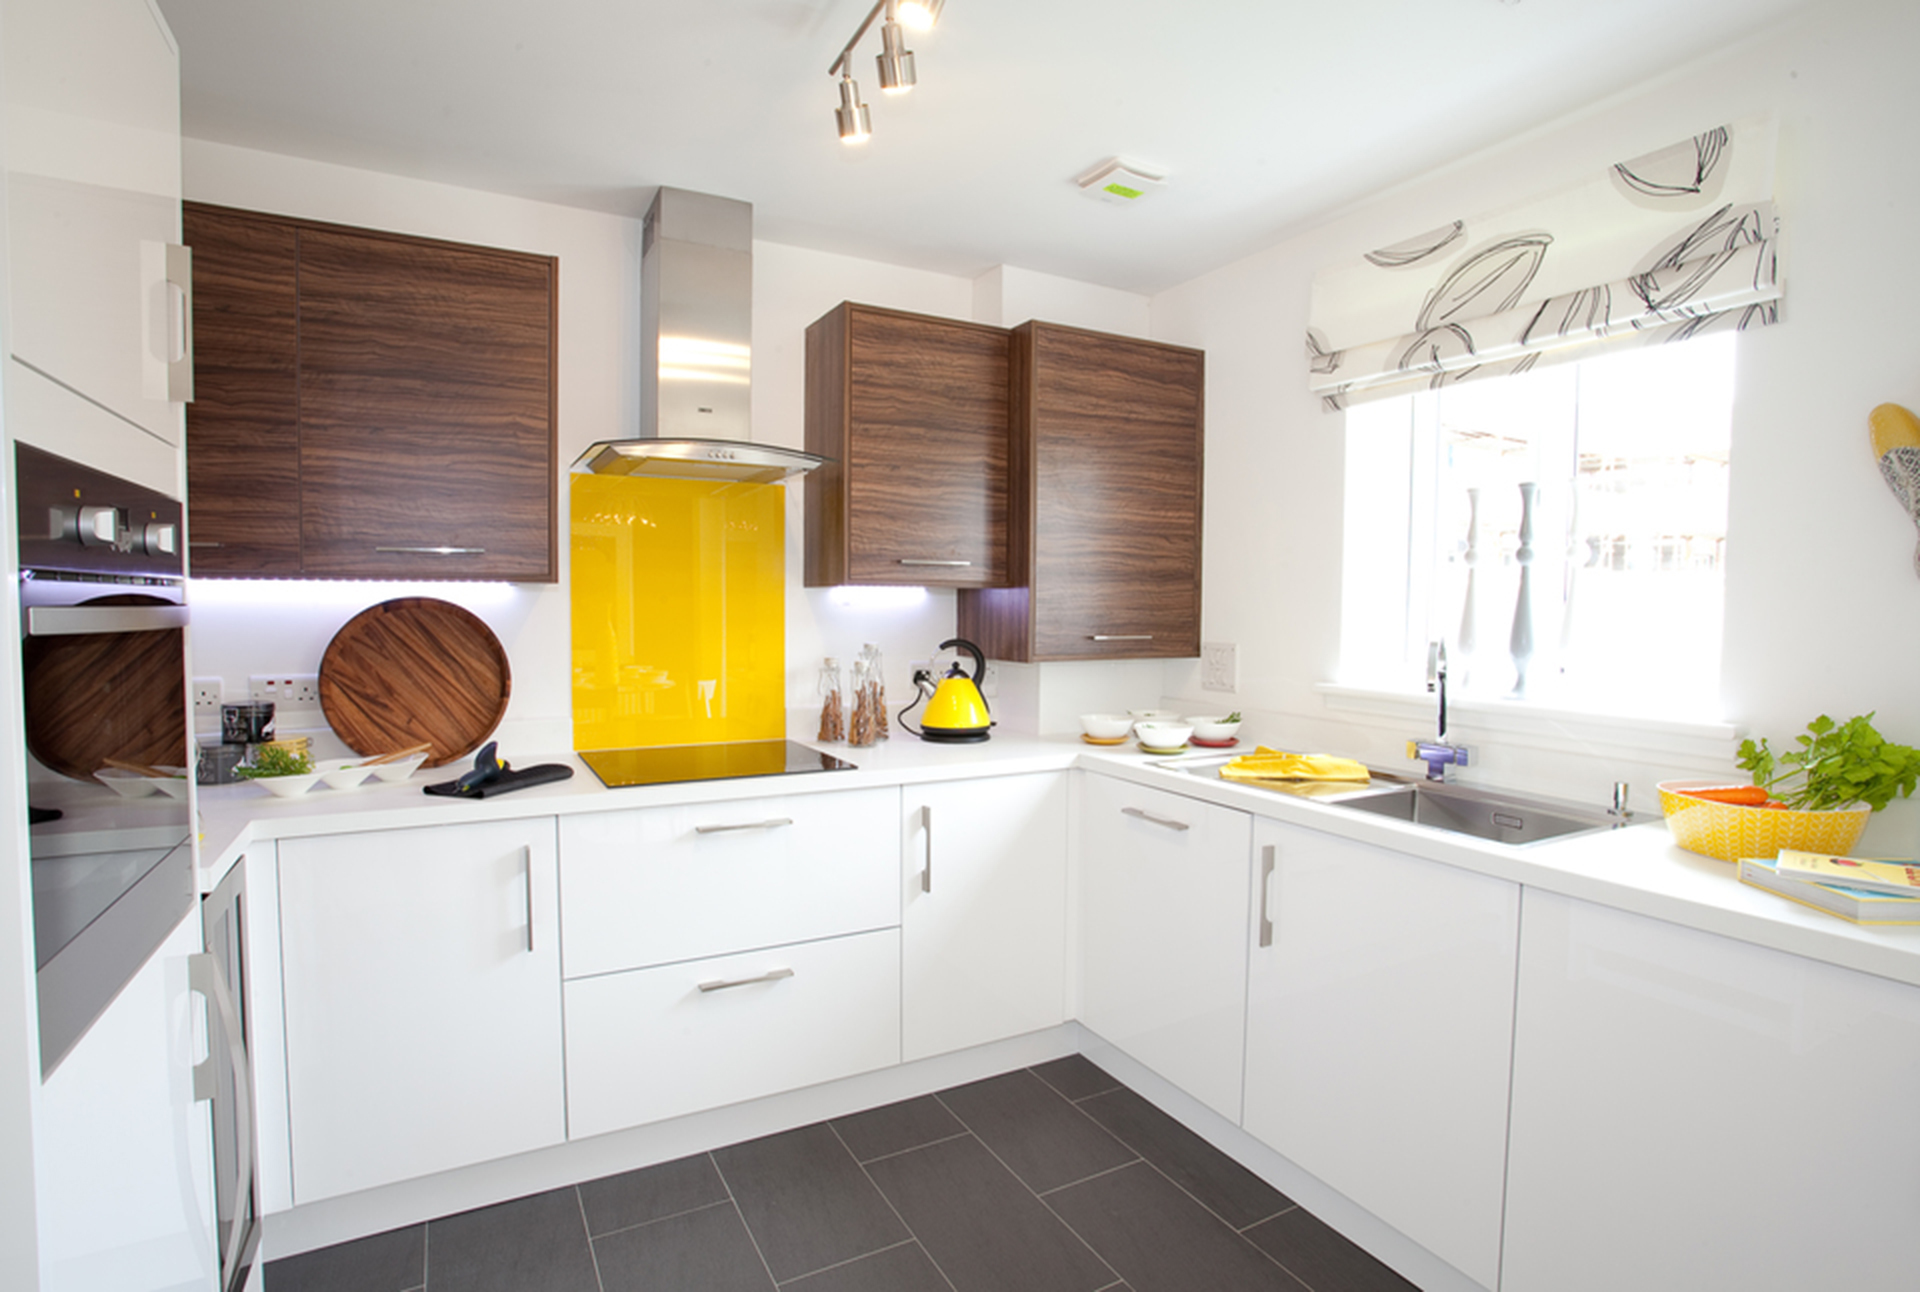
[1149,0,1920,850]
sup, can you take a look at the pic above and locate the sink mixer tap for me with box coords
[1408,641,1471,781]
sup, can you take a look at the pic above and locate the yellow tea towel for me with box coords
[1218,747,1371,783]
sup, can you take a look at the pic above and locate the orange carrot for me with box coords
[1683,785,1772,806]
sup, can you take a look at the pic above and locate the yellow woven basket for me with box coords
[1657,779,1872,862]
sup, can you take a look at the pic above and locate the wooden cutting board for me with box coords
[318,598,511,768]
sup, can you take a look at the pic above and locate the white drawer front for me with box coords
[564,928,902,1140]
[560,787,900,978]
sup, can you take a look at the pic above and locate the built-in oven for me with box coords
[15,442,192,1073]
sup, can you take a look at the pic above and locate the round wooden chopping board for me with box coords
[318,598,511,768]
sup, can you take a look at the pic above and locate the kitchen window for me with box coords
[1339,333,1736,721]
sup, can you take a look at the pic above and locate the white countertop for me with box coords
[195,733,1920,990]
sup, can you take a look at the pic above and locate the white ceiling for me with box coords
[154,0,1818,295]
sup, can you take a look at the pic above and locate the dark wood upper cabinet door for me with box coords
[961,322,1204,662]
[183,203,301,575]
[297,226,556,581]
[805,302,1009,588]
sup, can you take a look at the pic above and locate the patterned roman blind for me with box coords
[1306,119,1781,411]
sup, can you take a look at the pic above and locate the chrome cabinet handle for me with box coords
[1259,844,1276,948]
[27,604,188,637]
[698,967,795,993]
[1090,634,1153,641]
[921,803,933,893]
[374,546,487,555]
[1121,806,1190,832]
[166,243,194,401]
[897,558,972,567]
[188,953,254,1285]
[694,817,794,834]
[522,845,535,954]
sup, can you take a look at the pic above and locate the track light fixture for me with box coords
[829,0,946,142]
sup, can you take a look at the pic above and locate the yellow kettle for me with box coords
[913,638,992,743]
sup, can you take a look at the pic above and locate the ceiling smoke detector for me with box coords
[1077,157,1167,205]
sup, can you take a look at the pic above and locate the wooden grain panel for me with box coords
[22,596,187,779]
[298,227,556,581]
[183,203,301,575]
[317,598,511,767]
[804,303,1009,588]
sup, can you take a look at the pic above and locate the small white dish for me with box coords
[241,769,323,798]
[365,752,430,783]
[1186,715,1243,744]
[1080,713,1135,741]
[95,766,190,799]
[315,757,376,791]
[1134,721,1194,753]
[1128,709,1180,725]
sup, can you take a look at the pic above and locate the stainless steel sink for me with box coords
[1171,755,1628,845]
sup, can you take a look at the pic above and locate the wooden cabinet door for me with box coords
[183,204,302,574]
[961,323,1204,661]
[805,303,1009,587]
[298,226,556,581]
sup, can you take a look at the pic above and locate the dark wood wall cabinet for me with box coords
[804,302,1011,589]
[184,203,559,581]
[958,322,1205,662]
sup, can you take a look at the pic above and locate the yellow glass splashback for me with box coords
[571,474,786,750]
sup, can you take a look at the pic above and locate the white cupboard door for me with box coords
[1503,890,1920,1292]
[901,772,1068,1062]
[1079,774,1251,1121]
[3,0,187,464]
[35,911,215,1292]
[277,818,565,1203]
[1244,821,1518,1291]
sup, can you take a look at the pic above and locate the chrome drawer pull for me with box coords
[1121,806,1190,832]
[522,845,535,954]
[921,803,933,893]
[374,545,486,555]
[694,817,795,834]
[1259,844,1276,948]
[897,558,972,567]
[698,967,795,993]
[1090,634,1153,641]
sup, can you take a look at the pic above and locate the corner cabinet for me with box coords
[804,302,1011,588]
[183,203,559,581]
[275,819,565,1203]
[960,322,1204,661]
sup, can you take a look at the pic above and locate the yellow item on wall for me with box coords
[571,473,787,750]
[1870,402,1920,578]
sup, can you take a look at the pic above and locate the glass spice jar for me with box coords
[817,658,846,742]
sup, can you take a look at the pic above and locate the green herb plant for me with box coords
[235,745,314,779]
[1736,713,1920,812]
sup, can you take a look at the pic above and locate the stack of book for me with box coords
[1738,849,1920,925]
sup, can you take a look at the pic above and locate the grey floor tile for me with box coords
[712,1122,908,1282]
[1047,1161,1307,1292]
[264,1224,423,1292]
[832,1095,966,1162]
[1079,1086,1293,1229]
[1244,1207,1421,1292]
[1031,1054,1123,1102]
[426,1187,599,1292]
[864,1134,1116,1292]
[779,1240,952,1292]
[578,1152,731,1237]
[937,1069,1136,1193]
[591,1200,774,1292]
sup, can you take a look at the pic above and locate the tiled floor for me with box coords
[265,1056,1419,1292]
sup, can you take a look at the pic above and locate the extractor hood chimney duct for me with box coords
[574,187,824,483]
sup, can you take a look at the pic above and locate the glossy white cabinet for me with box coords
[1243,820,1518,1290]
[1079,773,1251,1121]
[34,910,214,1292]
[276,818,565,1203]
[901,772,1069,1062]
[559,787,898,979]
[565,928,902,1140]
[2,0,187,495]
[1503,890,1920,1292]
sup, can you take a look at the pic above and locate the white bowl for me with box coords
[1080,713,1135,740]
[1134,721,1194,752]
[365,752,430,783]
[1128,709,1180,724]
[241,769,323,798]
[1186,716,1243,744]
[95,766,189,798]
[315,757,376,791]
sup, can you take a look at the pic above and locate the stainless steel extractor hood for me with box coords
[574,187,824,483]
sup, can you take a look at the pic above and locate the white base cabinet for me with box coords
[901,772,1068,1062]
[276,819,565,1204]
[1502,890,1920,1292]
[1080,774,1251,1121]
[1243,820,1518,1291]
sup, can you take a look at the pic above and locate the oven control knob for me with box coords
[141,522,178,557]
[78,505,124,548]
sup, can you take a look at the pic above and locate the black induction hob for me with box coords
[580,740,857,789]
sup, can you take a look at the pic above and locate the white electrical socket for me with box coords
[1201,642,1238,693]
[249,674,321,708]
[981,662,999,698]
[192,678,223,715]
